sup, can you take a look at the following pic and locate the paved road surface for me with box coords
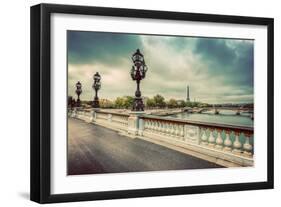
[68,118,222,175]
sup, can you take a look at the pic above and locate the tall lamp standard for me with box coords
[130,49,148,111]
[92,72,101,108]
[75,81,82,107]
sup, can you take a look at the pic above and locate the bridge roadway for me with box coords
[68,118,222,175]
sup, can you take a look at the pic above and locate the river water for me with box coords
[167,110,253,127]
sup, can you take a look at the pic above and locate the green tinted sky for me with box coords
[68,31,254,104]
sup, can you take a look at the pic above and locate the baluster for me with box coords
[215,129,224,150]
[159,122,164,134]
[155,121,159,132]
[173,124,177,137]
[200,128,208,145]
[144,120,148,130]
[208,129,216,147]
[178,125,182,137]
[173,124,178,137]
[174,124,179,137]
[170,124,175,136]
[151,121,155,131]
[223,130,232,151]
[151,121,154,131]
[165,123,170,134]
[243,133,253,157]
[233,131,242,154]
[166,123,170,134]
[155,121,160,132]
[150,120,154,131]
[179,125,184,138]
[147,120,150,131]
[146,120,149,131]
[149,120,153,131]
[162,122,167,134]
[157,121,162,134]
[163,122,167,134]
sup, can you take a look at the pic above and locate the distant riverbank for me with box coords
[167,111,253,127]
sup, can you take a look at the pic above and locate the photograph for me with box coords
[67,31,254,175]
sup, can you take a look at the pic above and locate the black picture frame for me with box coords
[30,3,274,204]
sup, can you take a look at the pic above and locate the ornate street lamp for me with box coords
[75,81,82,107]
[130,49,148,111]
[92,72,101,108]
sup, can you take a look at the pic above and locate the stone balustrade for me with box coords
[94,111,129,131]
[68,108,253,167]
[69,108,93,122]
[139,115,253,166]
[68,108,129,131]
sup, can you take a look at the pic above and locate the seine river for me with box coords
[167,110,253,127]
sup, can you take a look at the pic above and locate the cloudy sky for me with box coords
[67,31,254,104]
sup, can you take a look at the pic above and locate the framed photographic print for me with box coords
[30,3,274,203]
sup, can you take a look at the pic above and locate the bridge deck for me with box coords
[68,118,222,175]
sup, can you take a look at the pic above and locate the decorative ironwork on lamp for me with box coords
[92,72,101,108]
[130,49,148,111]
[75,81,82,107]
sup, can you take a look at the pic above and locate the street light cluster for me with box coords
[74,49,148,112]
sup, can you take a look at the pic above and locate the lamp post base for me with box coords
[128,111,145,136]
[76,99,81,107]
[132,97,144,111]
[92,99,100,108]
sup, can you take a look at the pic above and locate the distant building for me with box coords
[186,85,190,102]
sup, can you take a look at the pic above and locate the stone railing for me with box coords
[93,111,129,131]
[68,108,93,122]
[68,108,253,167]
[68,108,129,132]
[138,115,253,167]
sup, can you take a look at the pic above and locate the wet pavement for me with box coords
[68,118,222,175]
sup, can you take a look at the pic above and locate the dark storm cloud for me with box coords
[194,38,254,87]
[67,31,142,65]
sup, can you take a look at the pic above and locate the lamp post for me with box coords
[92,72,101,108]
[75,81,82,107]
[130,49,148,111]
